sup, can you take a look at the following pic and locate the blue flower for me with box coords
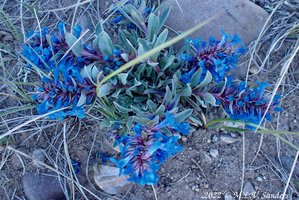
[209,78,282,127]
[22,22,102,72]
[32,67,96,120]
[182,31,246,83]
[71,159,81,174]
[111,123,185,185]
[154,112,190,135]
[181,67,196,84]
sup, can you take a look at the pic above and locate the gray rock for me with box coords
[94,164,130,194]
[209,149,219,158]
[164,0,269,46]
[11,154,23,170]
[32,149,46,168]
[203,153,213,164]
[220,135,240,144]
[23,173,66,200]
[243,182,255,196]
[256,176,263,182]
[211,135,219,143]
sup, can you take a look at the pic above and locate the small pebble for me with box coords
[182,136,187,142]
[230,132,238,138]
[256,176,263,182]
[32,149,46,168]
[209,149,219,158]
[220,135,240,144]
[204,153,213,163]
[211,135,219,143]
[11,154,23,170]
[243,182,255,196]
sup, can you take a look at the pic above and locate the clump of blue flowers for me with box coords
[32,72,96,120]
[181,31,246,83]
[111,113,189,185]
[23,22,101,120]
[209,77,282,125]
[19,0,283,186]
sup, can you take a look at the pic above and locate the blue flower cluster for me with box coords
[32,70,96,120]
[22,22,94,71]
[111,113,189,185]
[210,77,282,126]
[181,31,246,83]
[22,23,100,120]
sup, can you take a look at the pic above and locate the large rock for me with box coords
[94,164,130,194]
[164,0,269,46]
[23,173,66,200]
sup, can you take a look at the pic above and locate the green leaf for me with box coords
[134,96,148,103]
[148,13,160,42]
[77,92,87,107]
[137,38,151,57]
[114,102,131,113]
[175,109,193,123]
[154,105,166,116]
[147,100,157,113]
[194,71,212,89]
[122,4,145,30]
[118,29,137,54]
[98,83,112,97]
[95,20,104,35]
[132,116,151,124]
[126,117,133,130]
[154,4,171,32]
[112,88,123,98]
[96,15,219,96]
[80,64,100,81]
[98,31,113,56]
[163,86,172,105]
[65,32,83,57]
[190,68,202,88]
[177,85,192,96]
[162,55,175,71]
[152,29,169,61]
[190,116,203,126]
[185,97,202,111]
[118,73,128,85]
[201,92,217,106]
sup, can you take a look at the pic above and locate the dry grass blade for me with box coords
[0,107,69,140]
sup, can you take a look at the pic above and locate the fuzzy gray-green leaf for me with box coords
[65,32,83,57]
[98,31,113,56]
[148,13,160,42]
[98,83,112,97]
[195,71,212,89]
[118,73,128,85]
[175,109,193,123]
[114,102,131,113]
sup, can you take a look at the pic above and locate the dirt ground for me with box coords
[0,0,298,200]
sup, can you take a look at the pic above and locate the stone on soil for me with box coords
[94,164,130,194]
[164,0,269,46]
[23,173,66,200]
